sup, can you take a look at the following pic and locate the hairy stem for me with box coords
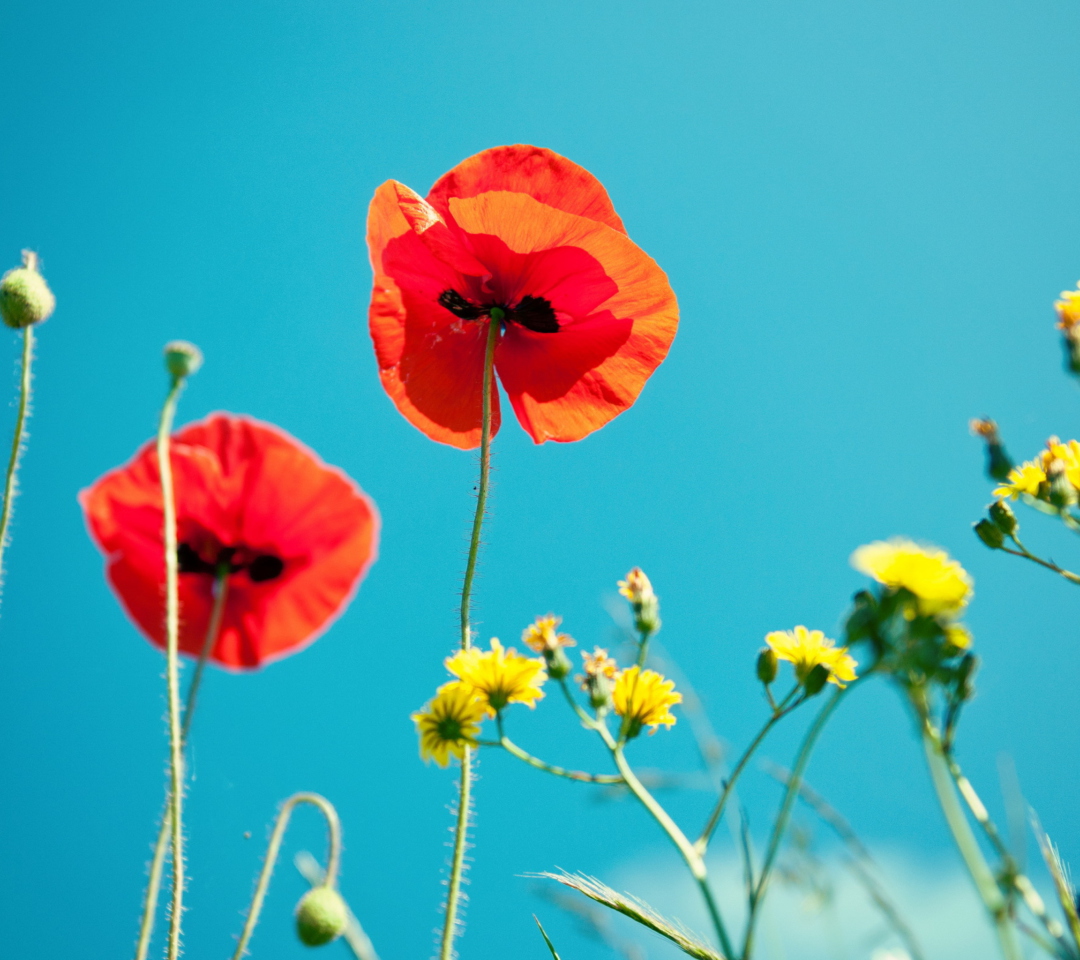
[0,326,34,608]
[231,793,342,960]
[134,572,229,960]
[157,374,188,960]
[441,316,500,960]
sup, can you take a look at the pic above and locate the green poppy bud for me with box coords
[0,251,55,329]
[988,500,1016,536]
[973,519,1005,550]
[756,648,778,685]
[803,663,830,696]
[295,886,348,947]
[163,340,203,380]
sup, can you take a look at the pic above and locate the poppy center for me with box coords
[178,542,285,582]
[438,289,559,333]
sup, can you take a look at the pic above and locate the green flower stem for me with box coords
[156,372,191,960]
[694,687,802,855]
[441,316,500,960]
[0,325,34,605]
[607,741,734,960]
[134,571,230,960]
[920,723,1021,960]
[932,731,1067,956]
[491,714,623,784]
[635,623,655,669]
[557,676,602,728]
[1001,536,1080,585]
[231,793,342,960]
[742,687,846,960]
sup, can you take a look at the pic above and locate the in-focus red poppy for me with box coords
[366,144,679,449]
[80,414,379,670]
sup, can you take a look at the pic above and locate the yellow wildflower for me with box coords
[994,436,1080,500]
[851,539,972,615]
[411,681,486,768]
[618,567,655,605]
[445,638,546,716]
[612,665,681,738]
[522,614,575,653]
[765,625,857,688]
[1056,285,1080,332]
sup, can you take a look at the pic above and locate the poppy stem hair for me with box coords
[0,325,35,611]
[134,570,230,960]
[441,317,499,960]
[231,792,343,960]
[156,356,199,960]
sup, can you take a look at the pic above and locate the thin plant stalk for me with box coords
[920,724,1021,960]
[134,572,229,960]
[742,686,846,960]
[0,325,34,603]
[441,316,500,960]
[231,793,342,960]
[156,372,191,960]
[694,687,801,855]
[491,713,623,784]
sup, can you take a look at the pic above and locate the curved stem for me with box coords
[608,745,733,958]
[695,688,802,855]
[0,326,34,607]
[157,374,187,960]
[441,317,499,960]
[134,572,229,960]
[231,792,343,960]
[742,687,846,960]
[921,724,1021,960]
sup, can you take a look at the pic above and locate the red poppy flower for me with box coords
[80,414,379,670]
[366,144,679,449]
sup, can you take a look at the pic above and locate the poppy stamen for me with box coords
[249,555,285,582]
[508,295,558,333]
[438,289,484,320]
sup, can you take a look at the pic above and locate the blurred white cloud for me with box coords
[598,847,1005,960]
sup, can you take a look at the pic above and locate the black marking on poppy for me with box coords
[249,555,285,582]
[510,295,559,333]
[438,289,484,320]
[178,542,216,574]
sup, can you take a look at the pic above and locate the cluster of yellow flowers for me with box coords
[993,436,1080,502]
[411,589,687,766]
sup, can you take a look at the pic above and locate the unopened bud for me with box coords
[0,251,55,329]
[970,418,1013,481]
[974,519,1005,550]
[295,886,348,947]
[586,672,614,712]
[544,646,572,681]
[803,663,830,696]
[1048,459,1078,508]
[988,500,1017,536]
[164,340,203,380]
[618,567,661,634]
[756,648,778,685]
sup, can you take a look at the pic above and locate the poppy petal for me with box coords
[81,414,379,670]
[447,191,678,443]
[367,182,501,450]
[427,145,627,234]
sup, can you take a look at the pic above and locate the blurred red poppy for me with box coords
[366,145,679,449]
[80,414,379,670]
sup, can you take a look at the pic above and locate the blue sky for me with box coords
[3,0,1080,958]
